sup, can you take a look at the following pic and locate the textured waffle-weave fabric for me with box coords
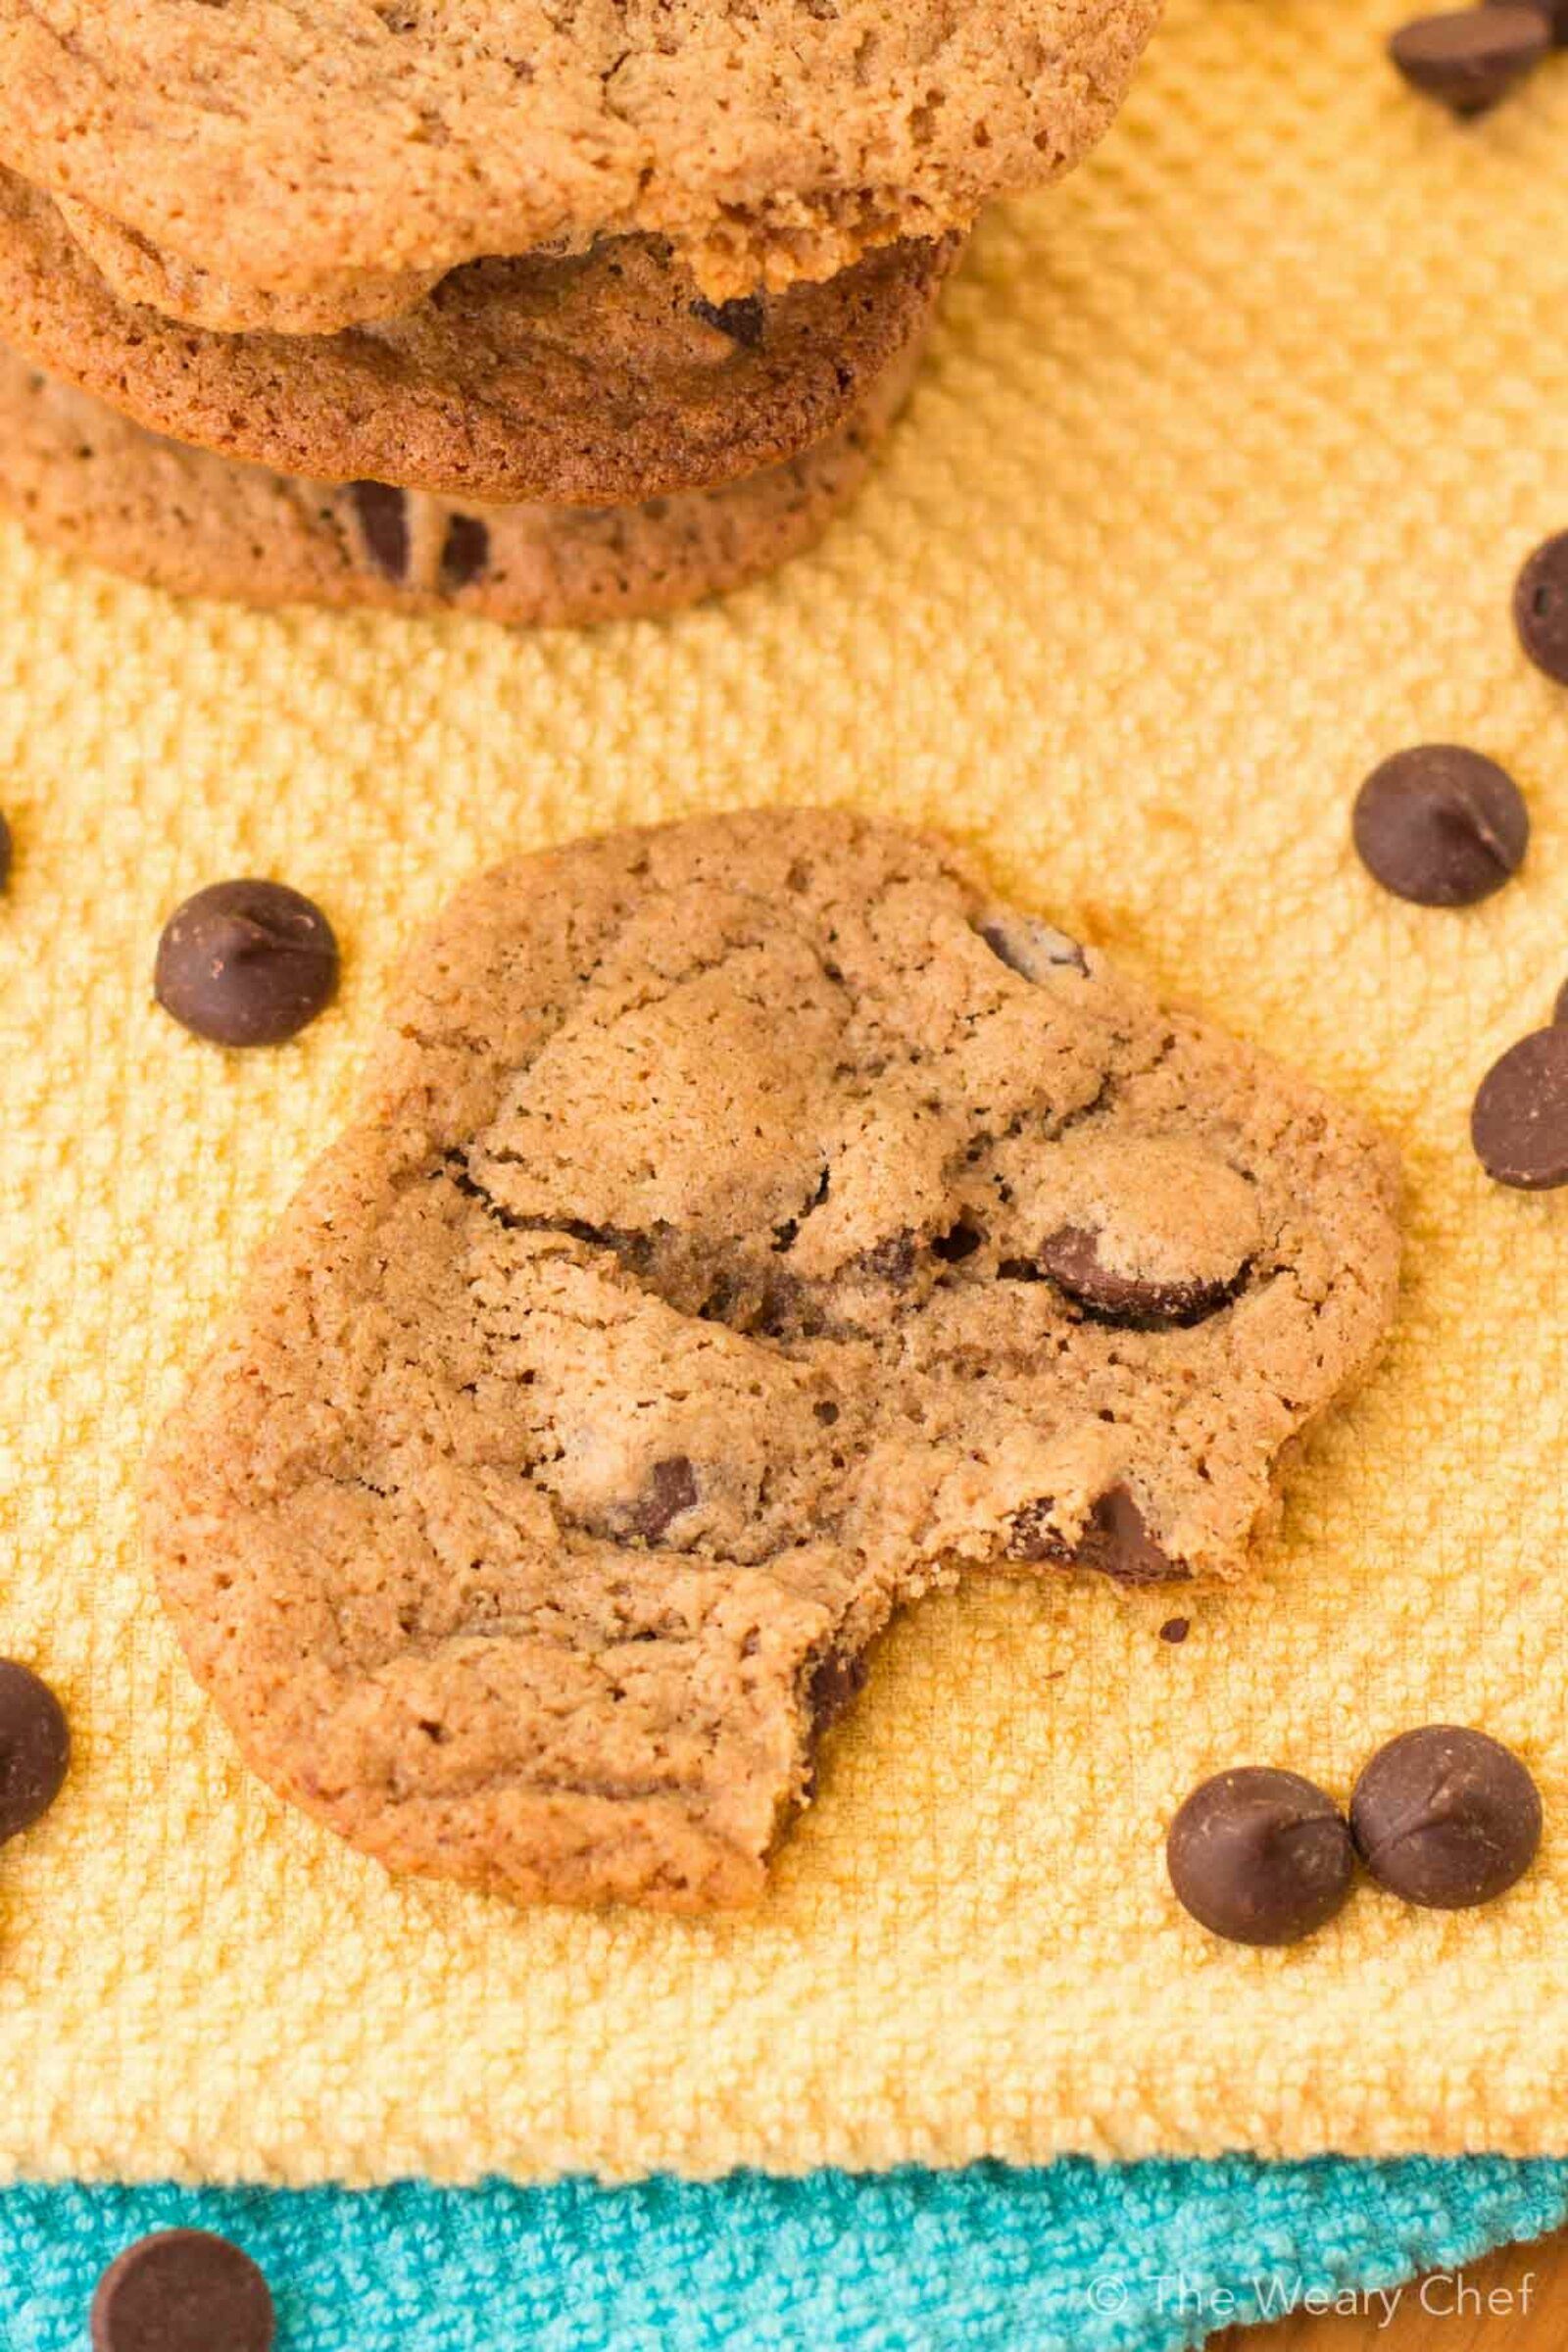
[0,0,1566,2185]
[3,2159,1567,2350]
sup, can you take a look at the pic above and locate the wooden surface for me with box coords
[1219,2227,1568,2350]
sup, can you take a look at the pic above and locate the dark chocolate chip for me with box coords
[440,513,490,591]
[1167,1767,1356,1946]
[1009,1484,1188,1583]
[806,1644,869,1737]
[1349,1725,1542,1907]
[621,1455,699,1544]
[0,1659,69,1844]
[1039,1223,1244,1328]
[0,809,11,892]
[91,2230,274,2352]
[690,293,765,348]
[1075,1484,1188,1584]
[1159,1617,1191,1644]
[1515,530,1568,681]
[977,915,1089,980]
[156,879,339,1048]
[1352,746,1529,906]
[1471,1025,1568,1189]
[349,480,410,580]
[1388,5,1548,112]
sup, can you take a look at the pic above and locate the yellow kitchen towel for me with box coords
[1,0,1566,2187]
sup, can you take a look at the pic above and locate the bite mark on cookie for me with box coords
[145,811,1400,1912]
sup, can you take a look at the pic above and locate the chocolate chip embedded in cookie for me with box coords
[0,340,925,630]
[0,0,1158,310]
[0,172,955,508]
[145,810,1400,1912]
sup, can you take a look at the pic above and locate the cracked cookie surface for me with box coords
[144,810,1400,1912]
[0,0,1159,307]
[0,171,956,506]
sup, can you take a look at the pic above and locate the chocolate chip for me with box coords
[1349,1726,1542,1907]
[977,915,1089,980]
[349,480,410,580]
[690,294,765,348]
[1167,1768,1356,1946]
[91,2230,274,2352]
[0,1659,69,1843]
[1159,1616,1191,1644]
[1352,747,1529,906]
[1515,530,1568,680]
[0,809,11,891]
[1471,1026,1568,1188]
[155,879,339,1048]
[1388,6,1548,112]
[1039,1224,1244,1328]
[806,1644,869,1737]
[1555,976,1568,1024]
[1009,1484,1188,1583]
[621,1455,698,1544]
[1075,1484,1187,1583]
[440,513,490,591]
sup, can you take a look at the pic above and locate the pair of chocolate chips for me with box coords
[1167,1727,1542,1946]
[156,879,339,1048]
[1389,4,1562,117]
[91,2230,273,2352]
[1352,732,1566,1188]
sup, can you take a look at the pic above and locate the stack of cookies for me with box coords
[0,0,1156,629]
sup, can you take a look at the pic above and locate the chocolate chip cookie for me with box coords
[0,0,1159,308]
[0,342,921,628]
[144,810,1400,1911]
[0,172,954,507]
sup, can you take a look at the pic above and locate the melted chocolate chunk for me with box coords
[440,513,490,590]
[349,481,410,580]
[977,915,1089,980]
[1075,1485,1187,1583]
[1006,1484,1185,1582]
[690,293,765,348]
[806,1645,870,1737]
[1039,1224,1244,1328]
[620,1455,699,1544]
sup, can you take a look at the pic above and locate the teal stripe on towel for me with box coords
[3,2157,1565,2350]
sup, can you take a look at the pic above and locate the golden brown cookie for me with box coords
[0,343,923,629]
[55,191,445,336]
[145,810,1400,1912]
[0,172,954,506]
[0,0,1160,306]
